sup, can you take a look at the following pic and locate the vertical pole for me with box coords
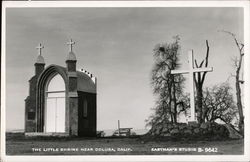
[188,50,196,122]
[118,120,120,136]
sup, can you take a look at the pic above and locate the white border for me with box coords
[1,1,250,162]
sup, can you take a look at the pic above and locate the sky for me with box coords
[5,7,243,131]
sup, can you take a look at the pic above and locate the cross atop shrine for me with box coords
[171,50,213,122]
[67,39,75,52]
[36,43,44,56]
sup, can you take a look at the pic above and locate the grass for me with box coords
[5,133,244,155]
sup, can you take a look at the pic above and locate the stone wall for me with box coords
[147,122,230,139]
[25,76,38,132]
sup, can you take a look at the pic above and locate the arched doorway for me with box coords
[45,73,66,133]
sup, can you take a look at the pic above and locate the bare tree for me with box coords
[220,30,244,134]
[203,83,238,126]
[194,40,210,123]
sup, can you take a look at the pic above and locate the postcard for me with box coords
[1,1,250,161]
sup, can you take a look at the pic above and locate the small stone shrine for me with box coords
[25,40,97,137]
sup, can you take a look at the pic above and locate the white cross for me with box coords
[67,39,75,52]
[171,50,213,122]
[36,43,44,56]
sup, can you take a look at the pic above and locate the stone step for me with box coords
[25,132,69,137]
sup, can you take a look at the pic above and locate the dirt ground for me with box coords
[5,133,244,155]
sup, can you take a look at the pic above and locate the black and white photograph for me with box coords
[1,1,250,161]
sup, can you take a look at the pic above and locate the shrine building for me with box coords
[24,40,97,137]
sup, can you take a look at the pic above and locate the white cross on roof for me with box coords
[36,43,44,56]
[67,39,75,52]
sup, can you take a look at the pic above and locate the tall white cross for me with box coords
[67,39,75,52]
[171,50,213,122]
[36,43,44,55]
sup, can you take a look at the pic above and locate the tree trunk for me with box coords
[196,84,203,123]
[236,71,244,135]
[168,81,174,123]
[194,40,209,124]
[172,76,178,124]
[170,113,174,124]
[202,105,209,122]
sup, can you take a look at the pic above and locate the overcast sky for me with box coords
[5,7,243,131]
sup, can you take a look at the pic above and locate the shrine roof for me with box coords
[36,55,45,64]
[42,65,96,94]
[76,70,96,93]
